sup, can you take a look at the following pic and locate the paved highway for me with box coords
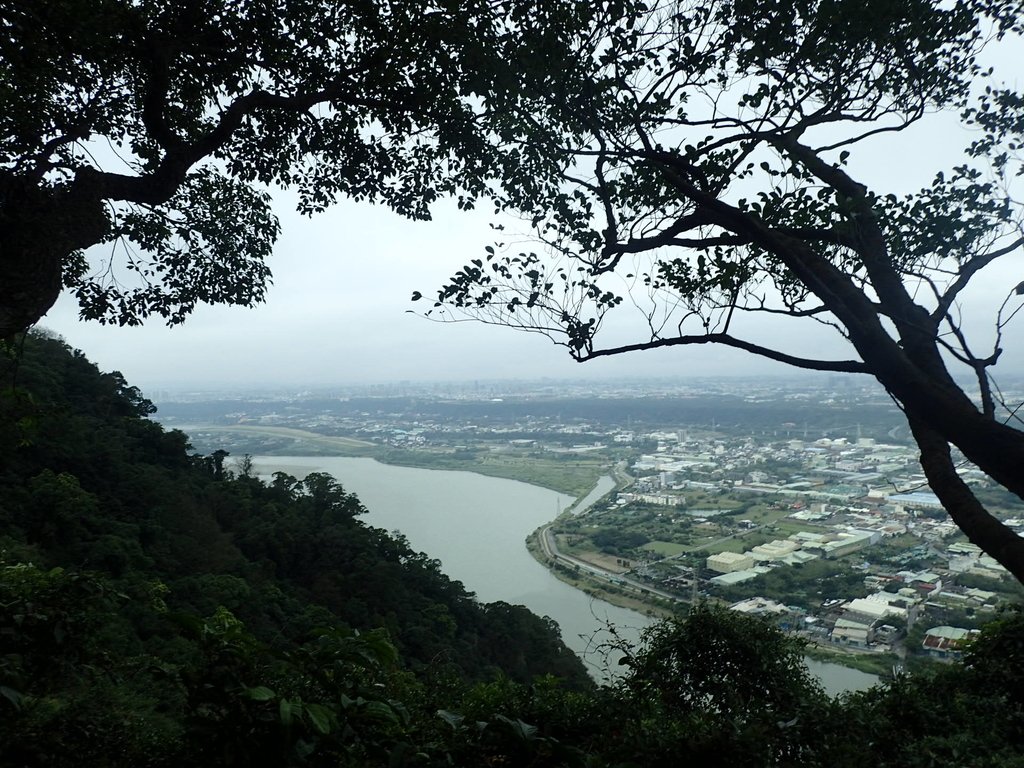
[537,522,682,604]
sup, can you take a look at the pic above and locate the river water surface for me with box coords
[255,456,649,678]
[253,455,877,693]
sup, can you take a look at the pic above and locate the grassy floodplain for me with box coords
[187,425,607,497]
[804,645,901,678]
[193,424,378,452]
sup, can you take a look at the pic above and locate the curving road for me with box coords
[537,522,682,604]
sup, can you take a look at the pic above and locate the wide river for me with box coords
[253,455,878,693]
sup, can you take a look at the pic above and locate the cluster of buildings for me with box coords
[626,430,1003,504]
[726,571,996,659]
[627,427,1023,575]
[697,508,1011,658]
[706,528,882,586]
[614,431,1023,660]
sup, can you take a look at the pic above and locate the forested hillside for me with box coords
[0,332,587,764]
[3,332,1024,767]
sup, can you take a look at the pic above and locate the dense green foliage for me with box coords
[0,0,621,337]
[0,332,587,683]
[3,333,1024,766]
[0,332,589,764]
[715,560,869,611]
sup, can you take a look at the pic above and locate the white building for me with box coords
[707,551,755,573]
[750,539,800,561]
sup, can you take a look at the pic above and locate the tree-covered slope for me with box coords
[0,333,587,686]
[4,332,1024,767]
[0,332,594,763]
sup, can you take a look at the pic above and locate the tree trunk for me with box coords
[863,342,1024,581]
[887,370,1024,504]
[908,416,1024,583]
[843,322,1024,507]
[0,175,109,339]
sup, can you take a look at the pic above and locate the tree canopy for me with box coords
[426,0,1024,581]
[0,0,613,336]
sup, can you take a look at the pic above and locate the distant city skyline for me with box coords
[141,371,1019,411]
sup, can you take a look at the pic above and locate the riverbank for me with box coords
[525,529,678,620]
[524,472,683,620]
[191,424,606,497]
[249,454,653,681]
[804,644,899,678]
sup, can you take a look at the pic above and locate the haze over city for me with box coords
[42,162,1024,392]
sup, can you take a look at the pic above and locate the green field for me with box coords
[741,506,802,526]
[642,540,690,557]
[380,449,606,498]
[189,425,377,454]
[771,520,822,537]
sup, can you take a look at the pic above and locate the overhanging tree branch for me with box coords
[933,236,1024,324]
[580,333,869,373]
[428,0,1024,581]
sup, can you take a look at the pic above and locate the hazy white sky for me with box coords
[40,42,1024,392]
[45,194,819,389]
